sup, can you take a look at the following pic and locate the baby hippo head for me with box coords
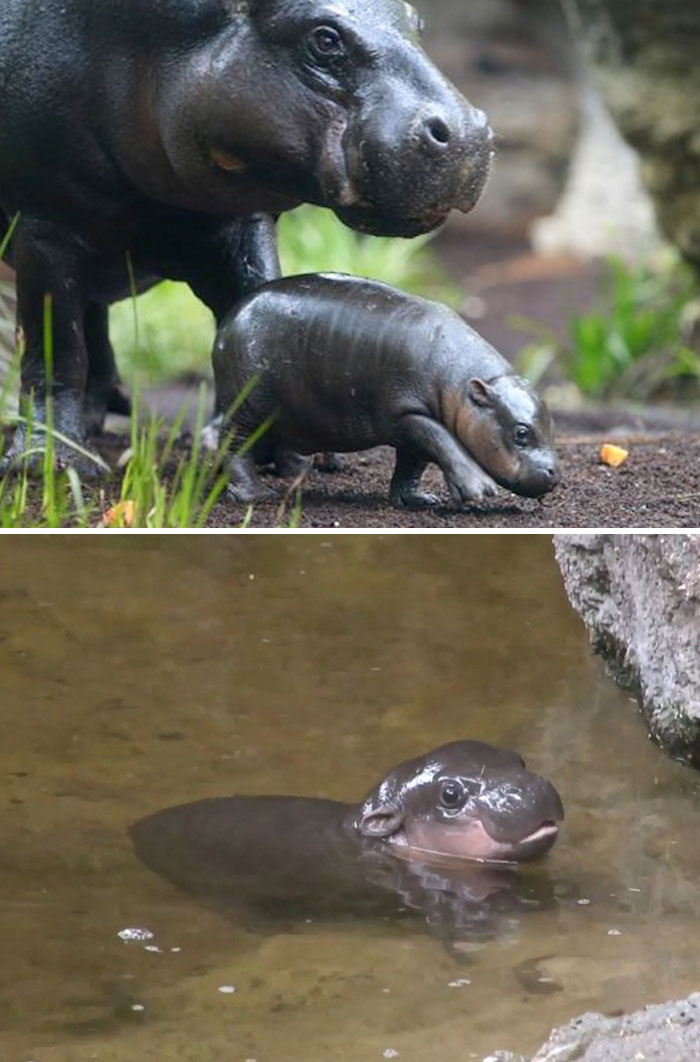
[459,376,559,497]
[357,740,564,864]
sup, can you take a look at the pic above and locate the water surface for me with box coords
[1,536,699,1061]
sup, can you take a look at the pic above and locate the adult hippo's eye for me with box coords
[439,781,465,809]
[308,25,346,63]
[513,424,532,448]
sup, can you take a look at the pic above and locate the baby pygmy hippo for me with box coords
[213,274,560,508]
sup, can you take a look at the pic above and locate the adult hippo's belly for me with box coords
[0,0,493,470]
[130,741,564,938]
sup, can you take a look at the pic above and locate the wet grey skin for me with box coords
[130,741,564,935]
[0,0,493,473]
[213,274,560,508]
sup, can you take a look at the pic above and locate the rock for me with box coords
[561,0,700,271]
[531,82,661,259]
[484,992,700,1061]
[554,534,700,766]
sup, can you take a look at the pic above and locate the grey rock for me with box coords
[484,992,700,1061]
[531,82,661,260]
[554,534,700,766]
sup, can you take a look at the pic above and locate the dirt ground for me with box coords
[204,430,700,529]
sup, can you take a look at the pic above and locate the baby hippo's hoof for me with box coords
[274,449,312,479]
[226,481,278,504]
[390,487,441,510]
[316,452,345,474]
[449,472,497,507]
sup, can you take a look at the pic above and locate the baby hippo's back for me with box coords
[213,273,503,454]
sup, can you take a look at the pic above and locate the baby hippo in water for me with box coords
[213,274,559,508]
[130,741,565,912]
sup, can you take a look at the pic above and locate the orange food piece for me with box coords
[599,443,629,468]
[103,500,135,527]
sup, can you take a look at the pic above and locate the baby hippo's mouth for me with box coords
[465,816,561,864]
[510,820,560,861]
[400,815,560,866]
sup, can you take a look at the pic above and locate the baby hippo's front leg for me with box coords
[392,414,497,508]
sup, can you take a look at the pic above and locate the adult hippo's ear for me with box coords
[359,803,405,838]
[468,378,496,408]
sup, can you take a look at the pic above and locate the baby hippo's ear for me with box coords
[468,378,496,408]
[359,803,405,838]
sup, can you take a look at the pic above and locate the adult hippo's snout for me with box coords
[324,14,494,236]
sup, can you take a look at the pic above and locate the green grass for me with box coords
[109,204,458,385]
[0,386,241,528]
[518,252,700,401]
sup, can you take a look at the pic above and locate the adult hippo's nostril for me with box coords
[422,114,451,149]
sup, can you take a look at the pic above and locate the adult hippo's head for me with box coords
[356,741,564,864]
[152,0,493,235]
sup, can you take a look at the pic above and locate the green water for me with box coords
[1,535,699,1062]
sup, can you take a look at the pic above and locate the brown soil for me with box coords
[204,432,700,528]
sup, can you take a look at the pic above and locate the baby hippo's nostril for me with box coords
[546,463,561,485]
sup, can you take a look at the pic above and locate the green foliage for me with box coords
[278,204,459,303]
[109,205,458,384]
[114,385,231,528]
[519,252,700,400]
[109,280,216,385]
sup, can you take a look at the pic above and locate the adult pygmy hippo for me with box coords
[213,274,560,507]
[130,741,564,934]
[0,0,493,471]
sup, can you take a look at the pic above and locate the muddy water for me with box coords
[1,535,700,1062]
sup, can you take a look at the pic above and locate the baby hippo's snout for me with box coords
[473,770,565,862]
[514,451,561,499]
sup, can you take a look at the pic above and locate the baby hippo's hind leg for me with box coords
[274,446,313,479]
[390,447,440,508]
[226,451,277,503]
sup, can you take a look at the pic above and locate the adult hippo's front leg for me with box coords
[83,303,132,436]
[1,217,101,476]
[138,212,282,327]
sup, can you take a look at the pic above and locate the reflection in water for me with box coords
[1,536,700,1062]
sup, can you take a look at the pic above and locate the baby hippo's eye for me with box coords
[513,423,532,447]
[439,781,464,808]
